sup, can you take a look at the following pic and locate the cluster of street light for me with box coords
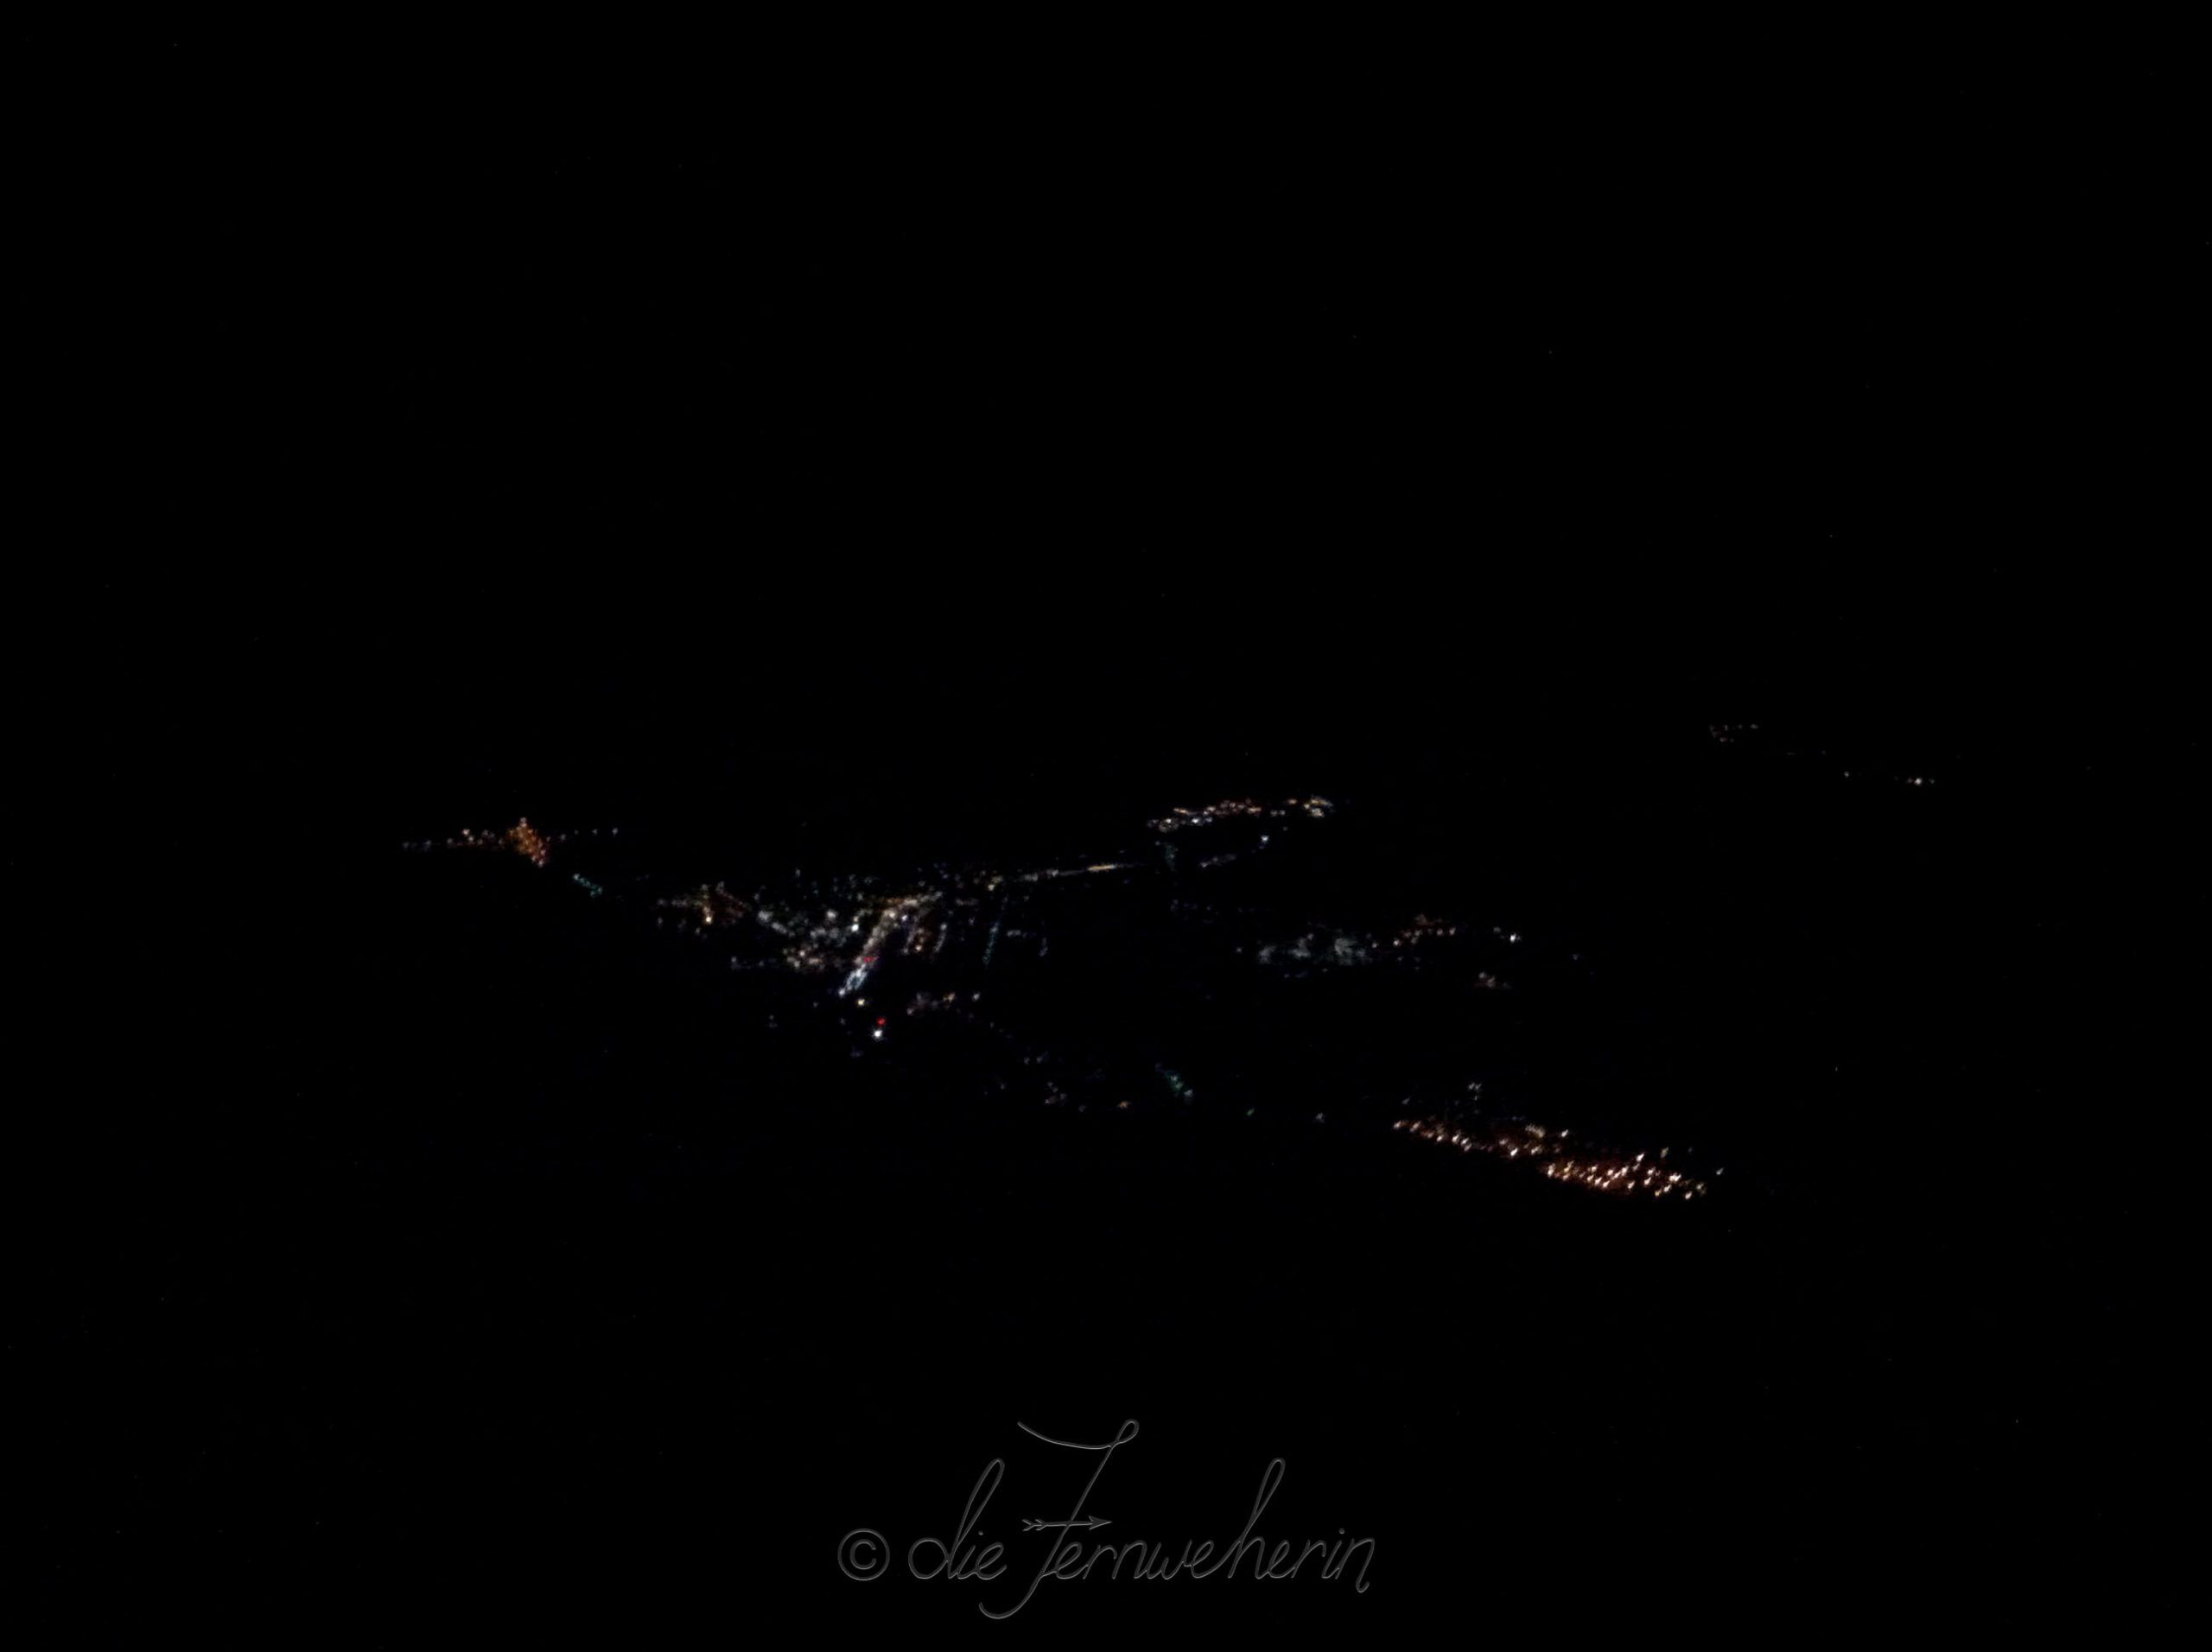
[1394,1115,1714,1202]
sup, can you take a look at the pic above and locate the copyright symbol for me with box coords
[838,1528,890,1580]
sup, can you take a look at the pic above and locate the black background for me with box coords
[34,29,2202,1642]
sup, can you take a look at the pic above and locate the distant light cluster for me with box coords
[657,882,751,931]
[402,819,617,867]
[1015,861,1134,883]
[1148,797,1334,835]
[399,794,1725,1208]
[1709,725,1936,789]
[1394,1115,1714,1202]
[1253,912,1502,976]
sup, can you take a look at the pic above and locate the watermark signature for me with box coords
[838,1419,1375,1618]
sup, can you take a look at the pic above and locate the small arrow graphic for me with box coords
[1022,1515,1111,1533]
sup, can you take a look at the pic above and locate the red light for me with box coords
[875,1017,887,1026]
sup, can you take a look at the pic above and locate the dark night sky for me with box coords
[35,40,2197,831]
